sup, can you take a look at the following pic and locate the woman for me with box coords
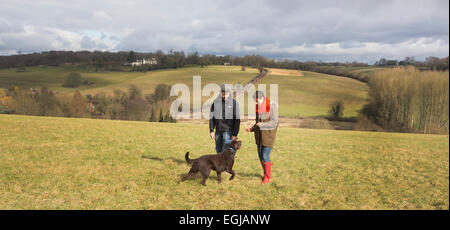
[246,90,279,184]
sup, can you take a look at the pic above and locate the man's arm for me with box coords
[232,99,240,137]
[209,103,215,133]
[209,103,216,140]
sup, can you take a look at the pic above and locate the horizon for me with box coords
[2,49,448,66]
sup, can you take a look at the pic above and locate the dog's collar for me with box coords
[228,147,236,160]
[228,147,236,153]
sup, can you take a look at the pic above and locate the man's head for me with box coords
[220,84,231,100]
[253,90,265,104]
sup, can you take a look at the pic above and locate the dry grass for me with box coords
[1,114,448,210]
[267,68,303,77]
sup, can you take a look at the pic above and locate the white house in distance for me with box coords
[131,58,158,66]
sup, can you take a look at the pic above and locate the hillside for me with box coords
[261,69,368,117]
[1,65,368,118]
[0,114,448,209]
[0,65,259,95]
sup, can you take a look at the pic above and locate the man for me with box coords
[246,90,278,184]
[209,84,240,153]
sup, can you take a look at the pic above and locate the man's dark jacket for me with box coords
[209,96,240,136]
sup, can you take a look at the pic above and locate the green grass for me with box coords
[335,66,389,81]
[1,114,448,209]
[0,65,258,95]
[260,70,369,117]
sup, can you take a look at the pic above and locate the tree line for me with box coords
[0,50,231,72]
[3,50,446,82]
[360,67,449,134]
[1,84,176,123]
[374,56,449,71]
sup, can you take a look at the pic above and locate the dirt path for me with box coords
[234,68,268,98]
[181,68,269,119]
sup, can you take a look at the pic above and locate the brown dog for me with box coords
[182,140,242,186]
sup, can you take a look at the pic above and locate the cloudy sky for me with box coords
[0,0,448,63]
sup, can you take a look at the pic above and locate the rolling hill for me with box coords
[0,65,368,118]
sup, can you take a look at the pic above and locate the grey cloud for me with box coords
[81,36,108,50]
[0,0,448,62]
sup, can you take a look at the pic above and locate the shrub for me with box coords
[149,107,156,122]
[353,114,384,132]
[328,100,344,121]
[37,87,60,116]
[90,92,109,118]
[9,89,40,115]
[159,108,164,122]
[153,84,170,102]
[62,72,83,88]
[70,90,86,117]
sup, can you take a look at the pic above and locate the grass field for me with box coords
[1,114,448,209]
[0,65,259,95]
[1,65,368,118]
[260,69,368,117]
[334,66,388,80]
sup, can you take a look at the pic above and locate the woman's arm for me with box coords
[246,123,257,132]
[250,123,257,132]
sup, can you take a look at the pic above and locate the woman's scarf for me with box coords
[256,97,270,115]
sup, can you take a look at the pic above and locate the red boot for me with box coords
[266,161,272,179]
[262,162,271,184]
[261,161,272,179]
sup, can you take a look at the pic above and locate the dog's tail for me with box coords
[185,152,193,164]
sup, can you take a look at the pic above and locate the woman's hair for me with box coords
[253,90,265,100]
